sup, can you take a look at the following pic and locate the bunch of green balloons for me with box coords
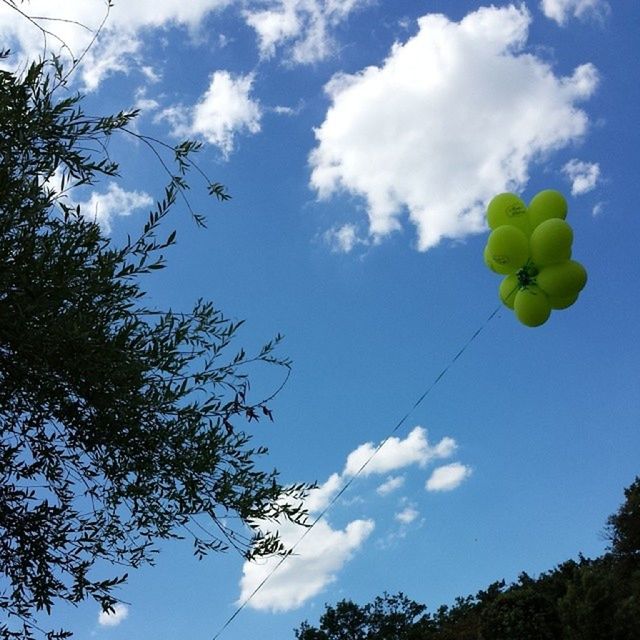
[483,190,587,327]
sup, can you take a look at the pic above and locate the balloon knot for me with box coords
[516,262,539,289]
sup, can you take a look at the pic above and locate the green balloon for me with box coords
[536,260,587,298]
[528,190,568,229]
[487,193,530,234]
[514,287,551,327]
[483,245,500,274]
[486,225,530,275]
[530,218,573,266]
[548,292,579,310]
[499,274,519,309]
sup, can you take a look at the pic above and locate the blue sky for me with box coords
[2,0,639,637]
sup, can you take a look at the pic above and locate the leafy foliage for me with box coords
[0,53,308,639]
[295,593,426,640]
[295,478,640,640]
[606,476,640,556]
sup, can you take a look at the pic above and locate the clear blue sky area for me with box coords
[2,1,639,638]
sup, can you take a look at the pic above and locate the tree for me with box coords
[295,593,427,640]
[606,476,640,556]
[0,51,308,640]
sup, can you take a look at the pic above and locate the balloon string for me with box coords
[210,299,505,640]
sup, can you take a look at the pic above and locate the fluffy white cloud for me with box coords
[0,0,365,88]
[0,0,231,89]
[98,603,129,627]
[238,517,374,611]
[395,506,419,524]
[376,475,405,496]
[305,472,344,513]
[426,462,472,492]
[344,427,456,477]
[323,223,366,253]
[563,159,600,195]
[310,4,599,251]
[158,71,261,158]
[239,425,460,610]
[540,0,610,25]
[73,182,153,233]
[244,0,368,64]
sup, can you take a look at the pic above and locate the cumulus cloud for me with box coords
[244,0,368,64]
[426,463,472,492]
[344,427,456,477]
[395,506,419,524]
[376,475,405,496]
[98,603,129,627]
[323,223,367,253]
[310,4,599,251]
[239,425,460,611]
[158,71,261,158]
[73,182,153,233]
[305,472,344,513]
[238,517,374,612]
[0,0,231,89]
[540,0,610,25]
[0,0,366,88]
[563,159,600,195]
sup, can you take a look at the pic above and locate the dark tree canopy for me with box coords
[295,593,427,640]
[606,476,640,556]
[0,53,308,640]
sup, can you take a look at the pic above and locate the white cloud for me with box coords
[158,71,261,158]
[238,517,374,611]
[323,223,367,253]
[0,0,232,90]
[310,5,599,251]
[73,182,153,233]
[376,475,405,496]
[562,159,600,195]
[305,472,344,513]
[344,427,456,477]
[540,0,610,26]
[426,463,472,492]
[239,425,460,610]
[592,201,605,216]
[244,0,368,64]
[98,603,129,627]
[395,506,419,524]
[0,0,366,88]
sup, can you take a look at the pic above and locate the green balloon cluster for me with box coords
[483,190,587,327]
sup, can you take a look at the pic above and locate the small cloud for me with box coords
[344,427,456,477]
[323,223,367,253]
[140,65,161,83]
[238,518,374,612]
[157,71,261,159]
[426,463,472,492]
[133,87,160,113]
[592,201,605,216]
[73,183,153,233]
[540,0,610,26]
[98,603,129,627]
[305,473,344,513]
[563,159,600,195]
[273,105,296,116]
[395,506,419,524]
[376,475,405,496]
[243,0,369,65]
